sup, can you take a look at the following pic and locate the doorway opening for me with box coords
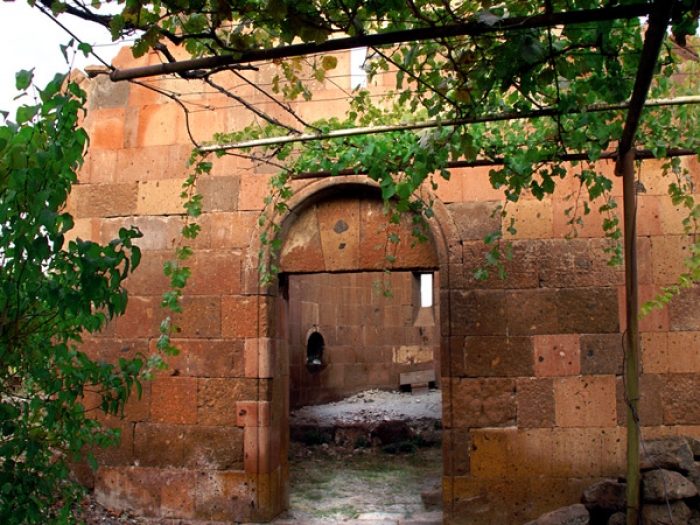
[284,270,443,523]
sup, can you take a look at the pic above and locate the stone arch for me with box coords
[282,176,455,272]
[243,174,460,293]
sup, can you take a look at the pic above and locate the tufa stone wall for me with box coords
[66,43,700,525]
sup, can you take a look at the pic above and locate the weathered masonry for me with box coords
[68,45,700,524]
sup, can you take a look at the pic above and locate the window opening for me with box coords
[420,273,433,308]
[350,47,367,89]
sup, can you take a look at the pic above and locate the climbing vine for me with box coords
[39,0,700,306]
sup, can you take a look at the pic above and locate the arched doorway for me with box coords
[276,182,444,521]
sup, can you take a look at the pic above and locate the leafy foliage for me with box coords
[0,72,143,524]
[43,1,700,282]
[11,9,699,525]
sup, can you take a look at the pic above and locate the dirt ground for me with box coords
[273,440,443,525]
[76,389,444,525]
[278,389,443,524]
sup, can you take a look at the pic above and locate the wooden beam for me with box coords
[198,96,700,153]
[290,147,698,179]
[110,4,653,81]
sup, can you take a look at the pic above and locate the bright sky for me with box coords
[0,1,129,116]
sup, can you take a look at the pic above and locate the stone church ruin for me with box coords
[67,42,700,525]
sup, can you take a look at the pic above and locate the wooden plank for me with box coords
[400,370,435,386]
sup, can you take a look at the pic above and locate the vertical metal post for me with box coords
[620,148,640,525]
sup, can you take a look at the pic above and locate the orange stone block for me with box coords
[635,195,663,237]
[551,427,603,478]
[504,197,553,240]
[123,251,171,296]
[114,295,162,338]
[133,422,184,468]
[650,235,691,286]
[533,334,581,377]
[116,146,170,182]
[111,216,181,251]
[449,201,502,243]
[638,157,678,196]
[211,212,259,249]
[660,194,690,235]
[184,250,242,296]
[616,374,663,427]
[209,148,256,177]
[81,149,118,184]
[111,46,150,70]
[188,106,228,145]
[136,178,188,216]
[317,198,361,271]
[222,295,273,339]
[238,172,272,211]
[162,338,244,378]
[167,144,195,179]
[150,377,197,425]
[487,477,536,524]
[182,425,244,470]
[641,331,669,373]
[195,470,252,521]
[509,429,554,479]
[279,206,325,272]
[128,82,161,107]
[91,420,135,466]
[667,331,700,373]
[444,475,490,525]
[528,477,588,521]
[442,427,471,476]
[173,296,222,338]
[248,468,287,522]
[517,377,555,428]
[136,103,187,148]
[681,155,700,193]
[552,198,606,239]
[87,107,126,150]
[553,376,617,428]
[70,182,138,219]
[122,106,140,148]
[469,428,516,479]
[243,425,274,474]
[432,169,464,204]
[635,236,654,286]
[197,378,257,426]
[95,467,196,519]
[599,426,626,478]
[461,166,505,202]
[67,218,100,243]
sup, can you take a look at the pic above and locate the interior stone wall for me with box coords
[66,42,700,525]
[287,271,439,408]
